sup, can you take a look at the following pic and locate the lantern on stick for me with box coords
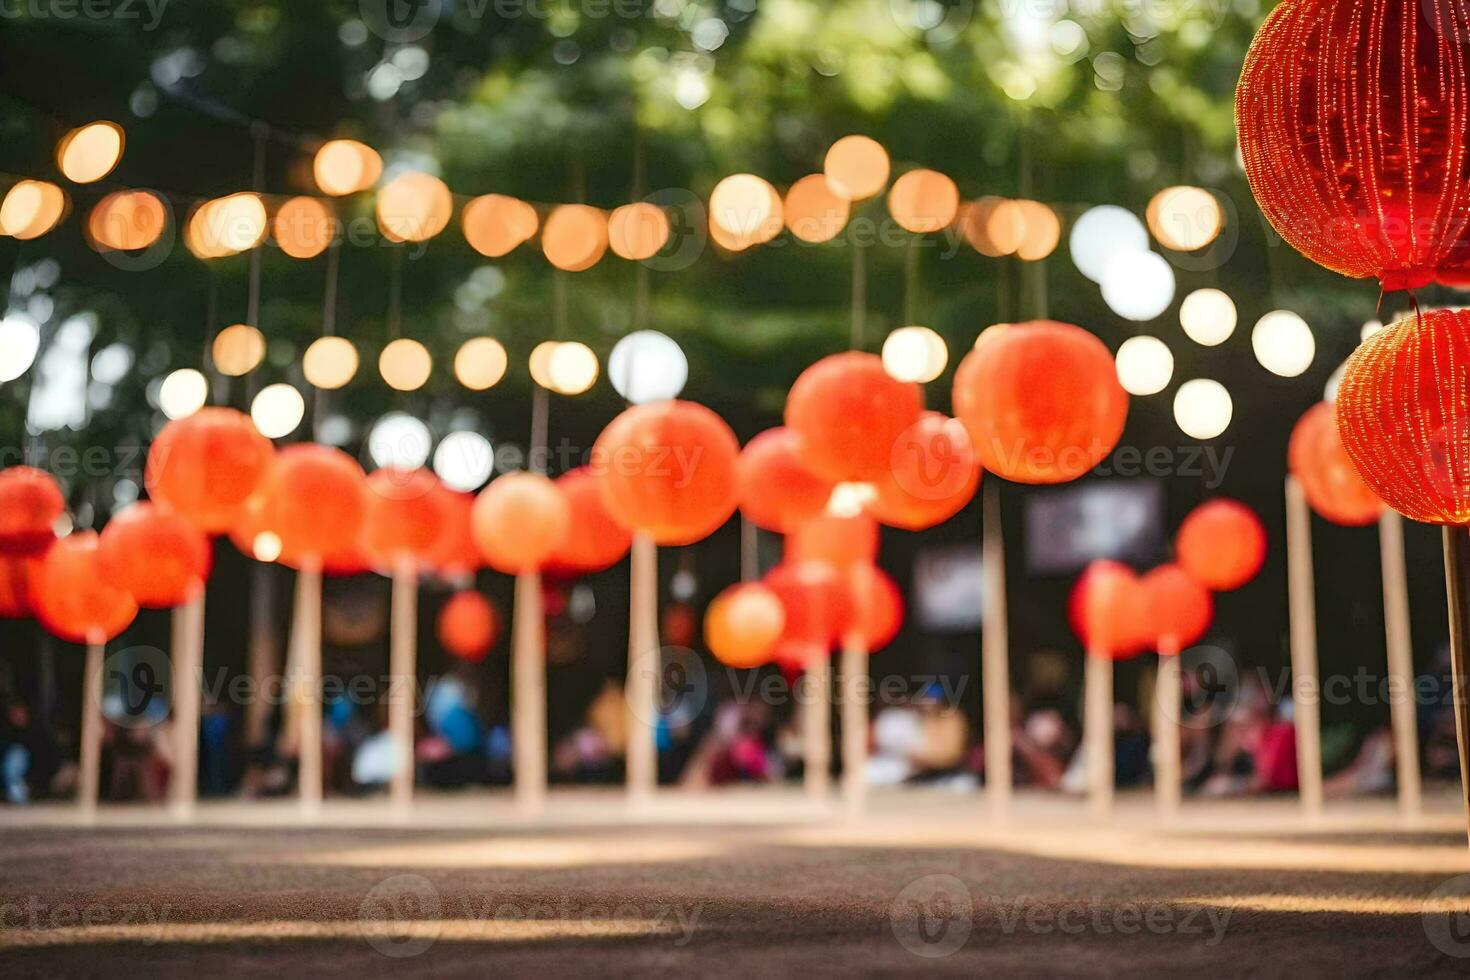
[1140,564,1211,819]
[868,412,981,531]
[706,582,786,670]
[837,562,903,813]
[547,467,632,575]
[785,352,923,485]
[438,590,501,663]
[31,532,138,820]
[1175,499,1265,592]
[0,467,64,556]
[736,428,836,535]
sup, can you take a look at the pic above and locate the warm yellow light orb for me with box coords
[0,181,66,240]
[547,341,599,395]
[541,205,608,271]
[1147,185,1223,252]
[709,174,783,248]
[57,121,124,184]
[783,174,849,244]
[273,197,337,259]
[824,135,890,201]
[158,368,208,420]
[1114,336,1174,396]
[1173,379,1232,440]
[462,194,538,258]
[376,171,452,243]
[528,341,560,390]
[454,337,508,391]
[379,337,433,391]
[212,324,267,377]
[607,202,670,260]
[250,383,305,439]
[303,336,359,390]
[313,139,382,196]
[189,193,268,258]
[887,169,959,234]
[1179,288,1237,346]
[1252,310,1315,378]
[881,326,949,383]
[87,191,166,252]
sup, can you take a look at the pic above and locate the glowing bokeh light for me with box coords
[1252,310,1315,378]
[1114,336,1174,396]
[302,336,359,390]
[56,121,124,184]
[1179,288,1237,346]
[454,337,508,391]
[608,330,688,404]
[212,324,266,377]
[379,337,433,391]
[250,383,305,439]
[1173,379,1233,440]
[881,325,949,383]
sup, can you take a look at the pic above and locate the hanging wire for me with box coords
[387,245,404,340]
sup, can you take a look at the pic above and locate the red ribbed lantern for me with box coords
[1069,560,1149,660]
[705,582,785,669]
[786,513,879,570]
[0,467,63,556]
[1175,499,1266,591]
[1237,0,1470,289]
[549,467,632,574]
[437,590,500,663]
[0,556,36,618]
[952,321,1127,484]
[593,400,740,546]
[97,503,211,608]
[145,408,274,535]
[1289,401,1384,527]
[869,412,981,530]
[1337,309,1470,524]
[31,532,138,644]
[785,351,924,484]
[471,471,569,574]
[361,468,447,569]
[1141,564,1212,655]
[736,427,836,534]
[256,444,367,562]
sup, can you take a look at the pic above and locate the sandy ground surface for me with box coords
[2,787,1469,977]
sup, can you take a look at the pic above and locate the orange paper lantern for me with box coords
[437,590,501,663]
[705,582,785,669]
[97,503,211,608]
[1175,499,1266,591]
[1069,560,1149,660]
[30,532,138,644]
[1336,309,1470,525]
[548,467,632,574]
[785,352,924,484]
[593,400,740,546]
[786,513,879,570]
[256,444,367,562]
[869,412,981,531]
[145,408,274,535]
[1288,401,1383,527]
[1141,564,1213,654]
[736,427,836,534]
[471,471,570,574]
[0,467,64,556]
[953,321,1128,484]
[361,468,447,569]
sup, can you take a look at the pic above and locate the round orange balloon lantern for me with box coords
[1141,564,1213,654]
[869,412,981,531]
[361,468,447,568]
[1175,499,1266,591]
[0,467,64,556]
[736,427,836,534]
[1069,560,1149,660]
[256,444,367,562]
[1336,309,1470,525]
[705,582,785,669]
[764,561,850,668]
[1237,0,1470,288]
[953,321,1127,484]
[549,467,631,574]
[471,471,570,575]
[844,564,903,650]
[97,503,211,608]
[593,400,740,546]
[437,590,501,663]
[427,487,482,579]
[31,532,138,644]
[146,408,274,535]
[1288,401,1383,527]
[786,513,879,570]
[785,352,923,484]
[1,556,35,618]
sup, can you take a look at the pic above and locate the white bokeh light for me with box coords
[1101,251,1176,321]
[1114,336,1174,395]
[881,325,949,383]
[1324,361,1347,403]
[1069,205,1149,283]
[1173,379,1233,440]
[609,330,688,404]
[1361,319,1384,341]
[250,383,305,439]
[433,430,495,493]
[1252,310,1315,378]
[1179,288,1237,346]
[367,411,432,469]
[0,312,41,382]
[158,368,208,420]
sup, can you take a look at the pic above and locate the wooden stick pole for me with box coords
[244,563,275,749]
[626,533,659,805]
[1085,652,1113,819]
[169,589,205,821]
[1285,476,1324,818]
[840,636,868,815]
[804,655,832,800]
[388,562,417,812]
[1439,526,1470,847]
[981,479,1012,818]
[1153,647,1181,820]
[294,564,323,818]
[513,569,547,817]
[1379,511,1421,818]
[78,641,104,822]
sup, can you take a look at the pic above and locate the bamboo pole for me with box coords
[1285,476,1324,819]
[168,589,205,821]
[513,570,547,816]
[804,655,832,799]
[1153,647,1181,820]
[294,564,323,817]
[840,636,869,815]
[78,641,104,822]
[1085,652,1113,819]
[1439,527,1470,848]
[626,533,659,805]
[388,562,417,812]
[982,479,1012,818]
[1379,510,1421,818]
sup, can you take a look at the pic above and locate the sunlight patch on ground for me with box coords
[1178,894,1470,915]
[285,835,729,868]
